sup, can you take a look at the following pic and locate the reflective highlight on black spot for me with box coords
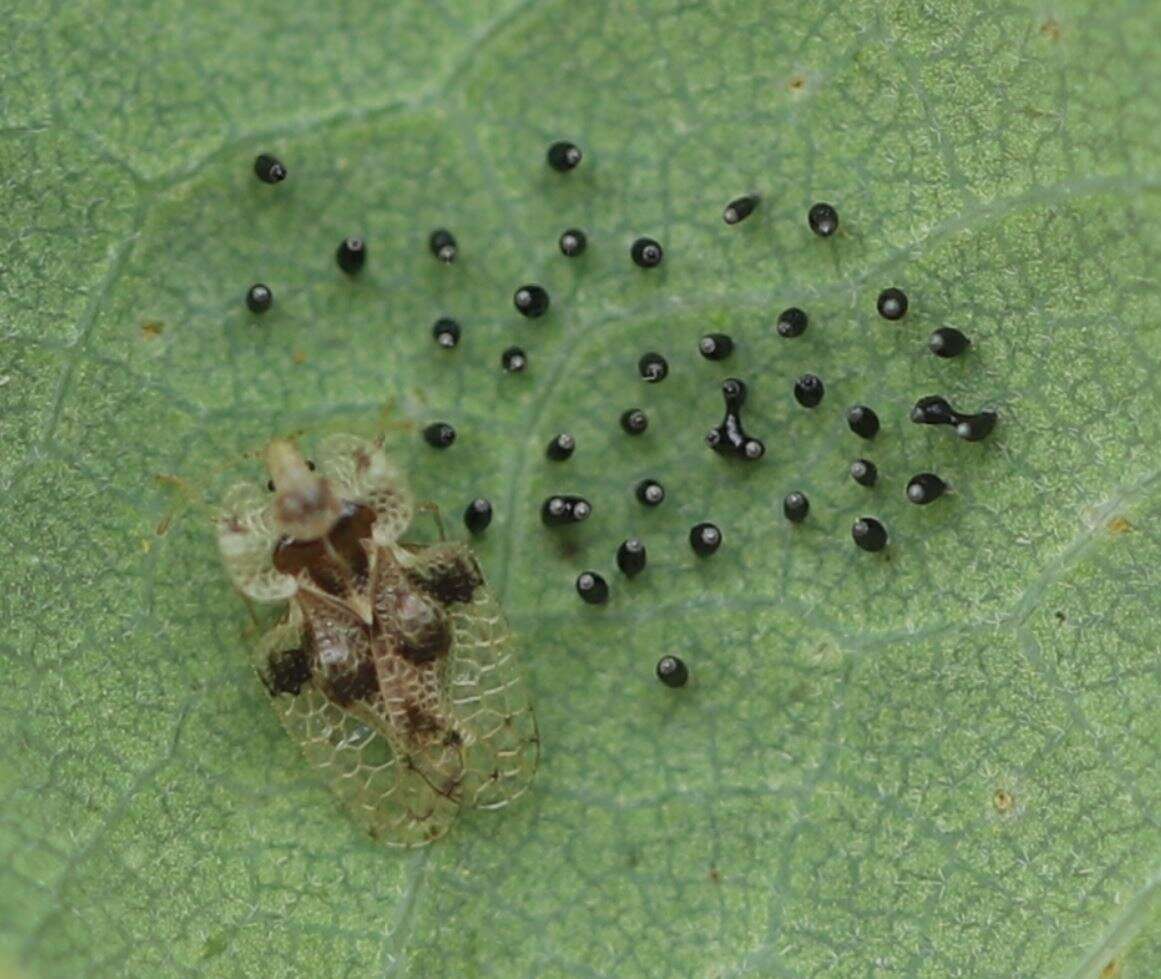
[621,408,648,435]
[910,395,997,441]
[876,287,908,320]
[631,237,664,268]
[575,571,609,604]
[559,228,587,257]
[777,307,808,338]
[699,333,734,360]
[540,495,592,527]
[635,478,665,506]
[265,646,311,696]
[929,327,970,358]
[850,459,878,487]
[808,202,838,237]
[433,317,461,349]
[463,498,493,534]
[429,228,457,263]
[616,538,647,577]
[514,284,550,318]
[546,433,575,461]
[423,422,456,448]
[336,236,366,274]
[907,472,948,505]
[846,405,880,440]
[852,517,888,552]
[254,153,287,184]
[689,521,722,556]
[723,194,759,225]
[794,373,825,408]
[246,283,273,313]
[502,346,527,372]
[638,352,668,383]
[547,140,583,172]
[783,492,809,523]
[656,655,689,687]
[707,377,764,461]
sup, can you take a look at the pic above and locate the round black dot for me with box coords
[876,287,908,320]
[808,202,839,237]
[850,458,878,487]
[253,153,287,184]
[575,571,608,605]
[852,517,888,552]
[620,408,648,435]
[463,498,493,534]
[429,229,457,264]
[783,491,810,523]
[246,283,273,314]
[689,522,722,556]
[906,472,948,505]
[698,333,734,361]
[723,194,759,225]
[559,229,587,257]
[656,655,689,688]
[635,479,665,507]
[513,284,550,318]
[638,352,668,383]
[547,140,583,172]
[422,422,456,449]
[776,307,808,338]
[432,317,461,349]
[616,538,647,577]
[846,405,880,440]
[545,433,575,461]
[335,236,366,274]
[501,346,527,372]
[793,373,825,408]
[928,327,970,358]
[630,237,664,268]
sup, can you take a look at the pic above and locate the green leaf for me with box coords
[3,1,1160,976]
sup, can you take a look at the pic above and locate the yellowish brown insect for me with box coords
[216,434,538,845]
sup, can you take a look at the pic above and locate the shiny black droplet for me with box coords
[246,283,273,313]
[616,538,647,577]
[501,346,527,372]
[911,395,997,441]
[335,236,366,274]
[621,408,648,435]
[955,413,997,442]
[689,522,722,556]
[850,458,878,487]
[514,284,550,318]
[559,228,587,257]
[547,140,583,172]
[776,307,808,338]
[852,517,888,552]
[635,479,665,507]
[876,287,908,320]
[707,377,764,461]
[698,333,734,361]
[656,655,689,688]
[638,352,668,383]
[846,405,880,439]
[929,327,970,358]
[422,422,456,448]
[429,229,457,263]
[463,498,493,534]
[546,433,575,461]
[253,153,287,184]
[432,317,461,349]
[907,472,947,505]
[631,237,664,268]
[783,492,810,523]
[793,373,825,408]
[808,202,839,237]
[723,194,759,225]
[540,494,592,527]
[576,571,609,605]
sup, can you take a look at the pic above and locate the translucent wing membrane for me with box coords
[256,617,461,846]
[216,481,296,602]
[314,434,413,545]
[436,550,539,810]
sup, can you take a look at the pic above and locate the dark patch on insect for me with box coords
[273,501,376,592]
[325,656,379,707]
[403,702,442,736]
[411,554,484,606]
[263,646,312,697]
[706,378,764,460]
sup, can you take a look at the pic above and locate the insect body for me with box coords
[217,435,538,845]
